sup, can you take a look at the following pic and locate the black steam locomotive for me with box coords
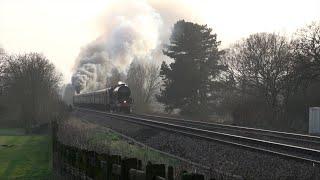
[73,82,132,113]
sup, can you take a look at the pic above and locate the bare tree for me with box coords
[144,62,161,104]
[127,60,146,111]
[293,21,320,83]
[225,33,296,125]
[126,60,161,112]
[284,21,320,129]
[2,53,62,132]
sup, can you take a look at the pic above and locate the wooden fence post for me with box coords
[112,164,122,180]
[108,155,122,180]
[65,146,71,176]
[70,147,76,167]
[93,151,98,179]
[168,166,174,180]
[138,160,142,170]
[71,148,77,179]
[155,176,166,180]
[181,172,204,180]
[77,149,83,175]
[87,150,96,178]
[95,153,108,179]
[87,150,93,179]
[61,146,66,176]
[122,158,140,180]
[129,169,146,180]
[146,162,166,180]
[84,150,89,178]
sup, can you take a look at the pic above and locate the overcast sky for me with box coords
[1,0,320,82]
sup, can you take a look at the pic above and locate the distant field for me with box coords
[0,128,25,136]
[0,129,51,179]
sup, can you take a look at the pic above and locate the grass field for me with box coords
[0,129,51,179]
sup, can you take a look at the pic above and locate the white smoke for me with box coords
[72,0,201,93]
[61,84,75,106]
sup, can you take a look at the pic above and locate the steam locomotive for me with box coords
[73,82,132,113]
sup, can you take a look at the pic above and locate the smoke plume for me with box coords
[72,0,201,93]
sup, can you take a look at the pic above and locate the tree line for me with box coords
[157,20,320,131]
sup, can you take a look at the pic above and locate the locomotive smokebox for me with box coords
[113,85,131,100]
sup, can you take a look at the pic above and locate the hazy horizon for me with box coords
[1,0,320,83]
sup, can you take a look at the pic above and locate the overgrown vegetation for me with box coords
[57,118,179,167]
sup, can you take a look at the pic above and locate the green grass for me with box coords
[0,129,51,179]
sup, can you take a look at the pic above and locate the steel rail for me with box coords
[134,113,320,146]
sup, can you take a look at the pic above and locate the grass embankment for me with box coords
[0,129,51,179]
[59,118,180,168]
[91,131,179,166]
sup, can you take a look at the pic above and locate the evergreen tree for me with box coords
[157,20,226,116]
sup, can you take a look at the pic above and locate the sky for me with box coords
[1,0,320,83]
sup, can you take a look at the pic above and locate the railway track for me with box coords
[132,113,320,150]
[76,108,320,166]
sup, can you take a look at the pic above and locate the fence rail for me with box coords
[52,121,215,180]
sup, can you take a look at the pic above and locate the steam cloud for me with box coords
[72,0,200,93]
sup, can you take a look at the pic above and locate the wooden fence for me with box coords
[52,121,214,180]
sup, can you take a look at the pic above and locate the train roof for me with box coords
[74,83,129,96]
[74,88,108,96]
